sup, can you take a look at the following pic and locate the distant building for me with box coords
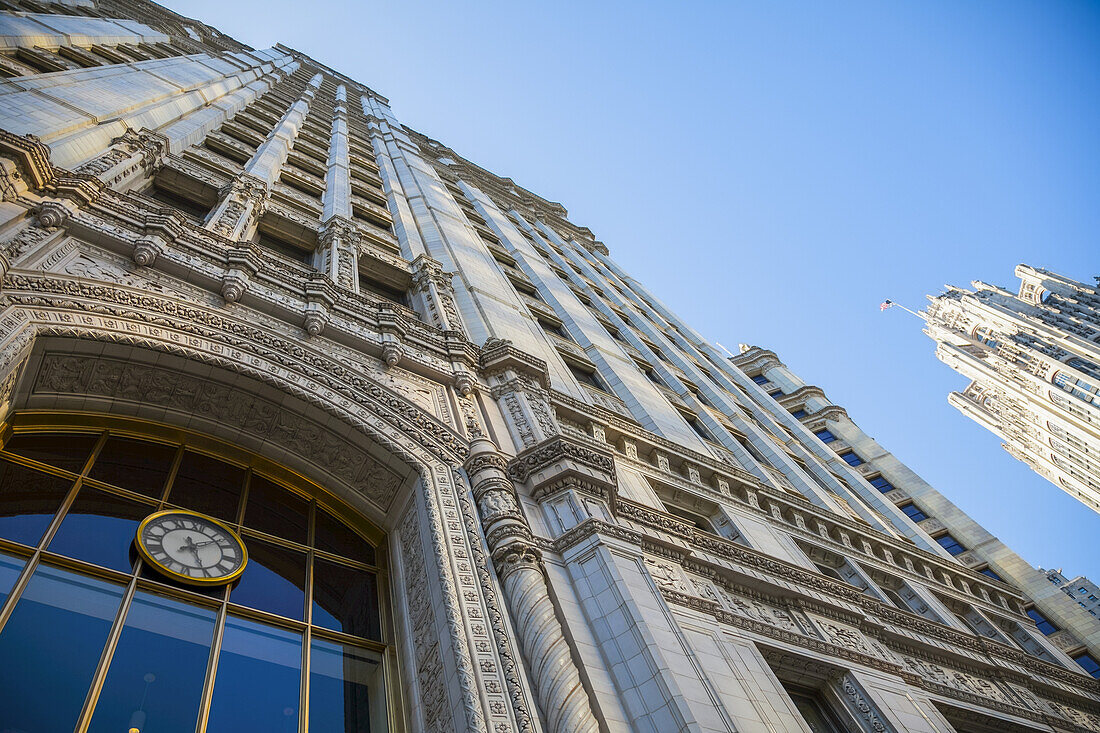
[923,266,1100,514]
[731,345,1100,679]
[1044,569,1100,619]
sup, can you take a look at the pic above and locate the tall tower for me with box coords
[0,2,1098,731]
[924,266,1100,514]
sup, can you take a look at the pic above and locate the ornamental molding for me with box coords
[480,338,551,389]
[506,434,616,487]
[552,517,1100,705]
[608,438,1024,614]
[1,272,470,464]
[7,189,477,378]
[0,130,55,195]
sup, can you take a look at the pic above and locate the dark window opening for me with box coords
[146,185,212,224]
[899,503,928,522]
[358,275,409,307]
[868,475,894,493]
[255,231,312,264]
[568,363,606,392]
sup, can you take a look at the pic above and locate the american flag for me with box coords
[880,300,893,311]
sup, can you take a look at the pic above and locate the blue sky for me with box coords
[173,1,1100,580]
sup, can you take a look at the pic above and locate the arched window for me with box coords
[973,326,999,349]
[0,426,388,732]
[1052,370,1098,406]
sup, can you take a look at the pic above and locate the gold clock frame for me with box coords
[135,509,250,586]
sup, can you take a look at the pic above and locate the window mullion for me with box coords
[74,575,140,733]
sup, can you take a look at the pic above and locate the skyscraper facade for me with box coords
[923,265,1100,515]
[1042,568,1100,620]
[0,2,1098,731]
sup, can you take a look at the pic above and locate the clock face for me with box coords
[135,510,248,586]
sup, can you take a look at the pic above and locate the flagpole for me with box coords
[715,342,736,358]
[882,300,926,320]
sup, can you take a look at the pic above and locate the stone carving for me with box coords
[75,148,131,178]
[0,221,61,277]
[400,506,450,731]
[34,353,404,509]
[465,438,598,733]
[645,559,688,592]
[6,272,470,461]
[507,435,616,484]
[839,675,888,733]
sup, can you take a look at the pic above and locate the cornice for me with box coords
[552,517,1100,713]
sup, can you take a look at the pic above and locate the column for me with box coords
[205,72,323,242]
[318,85,358,290]
[72,61,298,193]
[0,48,295,169]
[464,437,600,733]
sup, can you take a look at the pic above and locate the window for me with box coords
[686,417,715,443]
[1053,371,1098,405]
[936,533,967,556]
[538,318,570,340]
[768,389,783,398]
[1078,587,1088,594]
[145,183,213,224]
[978,567,1004,582]
[0,430,386,731]
[256,230,312,264]
[751,374,769,385]
[639,363,665,387]
[790,409,807,419]
[1026,608,1058,636]
[782,685,847,733]
[1074,653,1100,679]
[813,562,845,583]
[814,429,836,444]
[663,504,713,533]
[359,273,409,307]
[568,362,607,392]
[899,503,928,522]
[868,475,895,493]
[838,451,863,467]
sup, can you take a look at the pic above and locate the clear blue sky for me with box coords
[172,1,1100,580]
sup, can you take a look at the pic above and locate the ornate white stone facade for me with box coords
[0,1,1098,730]
[922,267,1100,516]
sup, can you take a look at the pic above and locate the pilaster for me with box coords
[464,437,600,733]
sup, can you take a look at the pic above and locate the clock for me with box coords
[135,510,248,586]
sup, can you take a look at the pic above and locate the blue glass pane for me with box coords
[1074,653,1100,679]
[0,458,73,546]
[0,553,24,603]
[48,488,152,572]
[311,559,379,640]
[87,592,216,733]
[228,537,306,620]
[309,640,379,732]
[0,564,125,732]
[206,616,301,732]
